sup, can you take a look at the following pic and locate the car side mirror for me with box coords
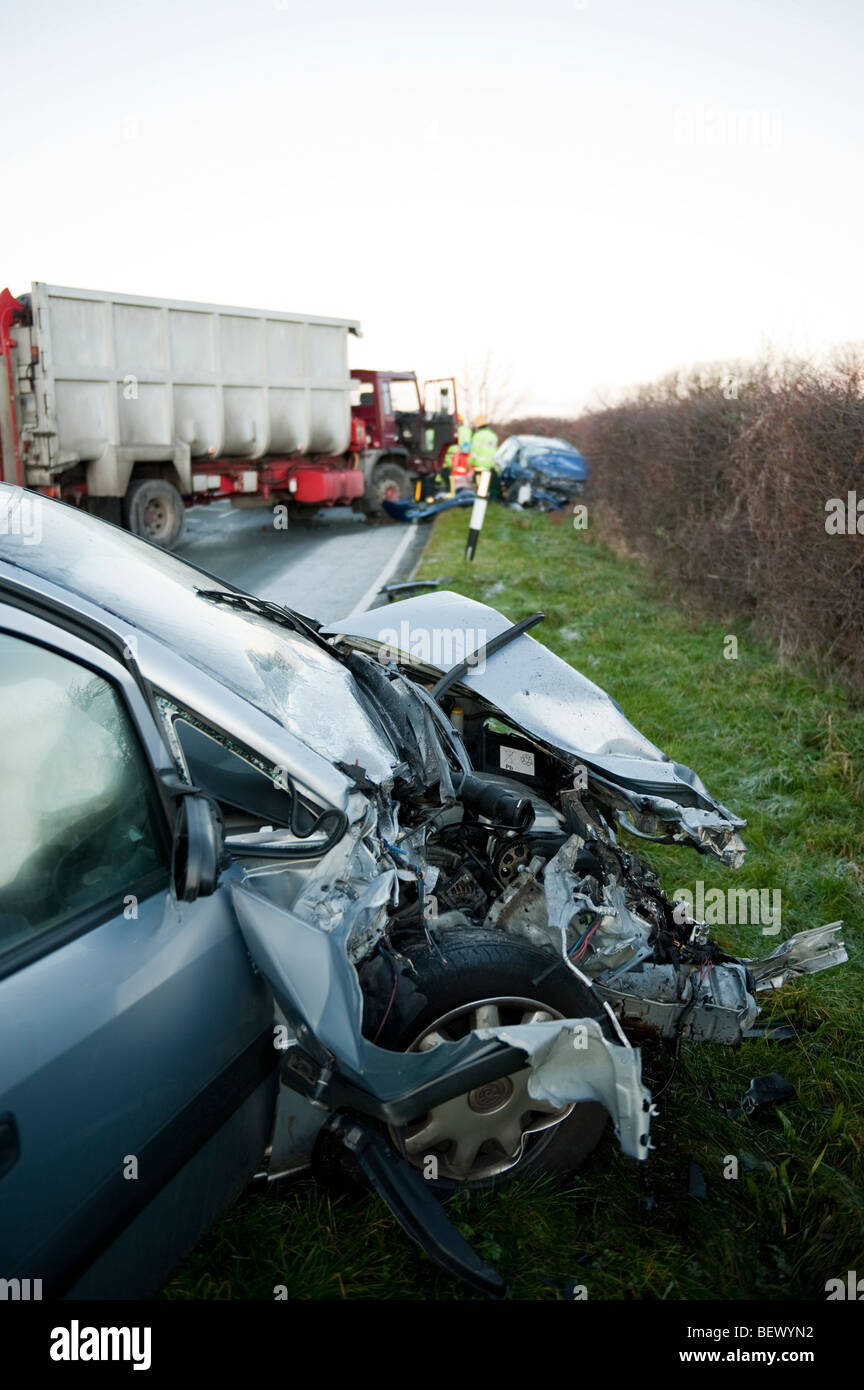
[172,793,227,902]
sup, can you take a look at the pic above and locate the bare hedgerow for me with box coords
[503,353,864,694]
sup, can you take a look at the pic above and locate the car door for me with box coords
[0,606,277,1299]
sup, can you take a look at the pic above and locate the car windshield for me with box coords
[0,486,398,779]
[524,438,579,458]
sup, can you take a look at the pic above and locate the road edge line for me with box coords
[346,523,417,616]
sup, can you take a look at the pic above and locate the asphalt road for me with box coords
[175,501,429,622]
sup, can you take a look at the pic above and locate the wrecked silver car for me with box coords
[0,485,846,1297]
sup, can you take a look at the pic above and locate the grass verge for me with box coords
[164,505,863,1300]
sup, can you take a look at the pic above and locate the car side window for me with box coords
[0,632,170,961]
[171,717,316,835]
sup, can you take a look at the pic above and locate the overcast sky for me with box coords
[4,0,863,414]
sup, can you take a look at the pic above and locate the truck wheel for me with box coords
[123,478,185,548]
[362,929,610,1192]
[361,460,411,516]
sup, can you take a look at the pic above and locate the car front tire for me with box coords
[365,928,610,1192]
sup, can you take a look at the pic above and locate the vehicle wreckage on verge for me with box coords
[0,485,847,1298]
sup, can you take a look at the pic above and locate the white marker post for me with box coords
[465,469,491,561]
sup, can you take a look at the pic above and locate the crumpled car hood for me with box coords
[324,591,721,786]
[323,591,745,862]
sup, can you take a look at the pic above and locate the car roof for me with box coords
[514,435,581,452]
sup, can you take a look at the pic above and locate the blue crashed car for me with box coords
[496,434,589,509]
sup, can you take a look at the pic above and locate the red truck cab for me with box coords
[350,370,459,511]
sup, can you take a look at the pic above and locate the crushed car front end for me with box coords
[193,585,848,1197]
[0,488,848,1294]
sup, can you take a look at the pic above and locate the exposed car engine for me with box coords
[353,746,838,1053]
[294,619,840,1052]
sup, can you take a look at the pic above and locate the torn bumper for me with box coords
[475,1018,652,1160]
[740,922,848,990]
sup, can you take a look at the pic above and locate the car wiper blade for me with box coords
[196,587,317,629]
[195,588,338,657]
[430,611,546,703]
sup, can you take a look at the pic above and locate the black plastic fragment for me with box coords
[741,1072,797,1116]
[323,1114,509,1299]
[742,1023,797,1043]
[334,760,378,795]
